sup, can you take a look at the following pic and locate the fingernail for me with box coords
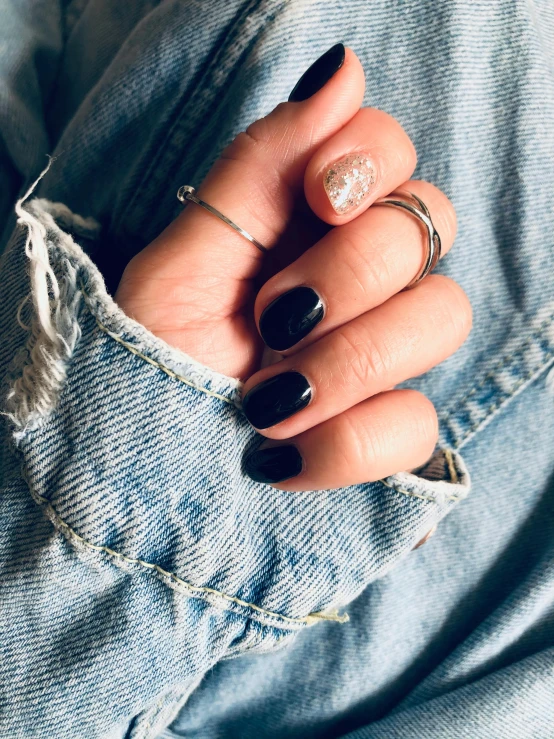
[412,524,438,550]
[324,153,376,214]
[242,371,312,429]
[259,286,325,351]
[288,43,345,102]
[245,445,304,483]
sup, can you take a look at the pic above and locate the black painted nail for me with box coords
[288,43,345,102]
[245,445,303,483]
[259,287,324,351]
[242,371,312,429]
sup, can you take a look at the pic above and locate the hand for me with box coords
[115,45,471,491]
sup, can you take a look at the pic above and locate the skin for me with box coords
[115,48,472,492]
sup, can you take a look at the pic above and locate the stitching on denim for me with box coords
[377,476,463,503]
[72,293,466,611]
[93,317,236,406]
[439,314,554,420]
[30,488,347,627]
[439,315,554,445]
[77,279,237,406]
[85,296,463,504]
[453,353,554,449]
[142,696,165,737]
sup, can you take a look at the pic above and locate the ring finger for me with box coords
[255,179,457,353]
[242,274,472,439]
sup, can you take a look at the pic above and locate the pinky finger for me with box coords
[244,389,438,491]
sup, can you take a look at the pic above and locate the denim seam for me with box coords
[440,313,554,448]
[142,698,164,737]
[93,316,237,406]
[455,351,554,449]
[440,314,554,421]
[89,306,466,503]
[379,476,460,501]
[463,356,551,433]
[27,485,349,629]
[379,449,464,503]
[113,0,286,237]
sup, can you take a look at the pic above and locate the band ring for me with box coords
[374,189,442,288]
[177,185,268,253]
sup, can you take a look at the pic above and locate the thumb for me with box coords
[115,45,364,377]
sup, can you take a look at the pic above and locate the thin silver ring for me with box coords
[374,189,442,288]
[177,185,268,253]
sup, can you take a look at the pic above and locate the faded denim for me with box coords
[0,1,553,738]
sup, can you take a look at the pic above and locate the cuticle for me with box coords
[300,284,326,317]
[296,446,307,478]
[322,149,373,175]
[296,369,315,406]
[278,367,314,407]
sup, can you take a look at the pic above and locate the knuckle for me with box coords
[219,131,288,244]
[435,190,458,244]
[221,130,265,163]
[394,389,438,447]
[333,324,389,393]
[437,276,473,340]
[221,101,293,163]
[389,135,418,179]
[395,390,438,466]
[244,116,272,148]
[221,113,281,162]
[334,411,377,473]
[423,275,472,346]
[341,227,393,298]
[365,108,418,169]
[441,194,458,242]
[410,393,439,448]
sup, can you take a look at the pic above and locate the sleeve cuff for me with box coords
[3,197,471,630]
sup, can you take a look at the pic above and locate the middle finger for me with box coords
[242,274,472,439]
[255,179,457,353]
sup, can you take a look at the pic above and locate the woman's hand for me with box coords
[115,45,471,490]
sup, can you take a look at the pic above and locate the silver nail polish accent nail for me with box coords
[323,153,376,214]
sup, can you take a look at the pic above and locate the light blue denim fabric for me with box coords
[0,1,553,738]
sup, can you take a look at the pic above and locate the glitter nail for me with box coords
[323,153,376,214]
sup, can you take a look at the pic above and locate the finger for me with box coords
[119,46,364,294]
[242,274,472,438]
[244,389,438,491]
[255,179,457,353]
[116,45,365,376]
[305,107,417,224]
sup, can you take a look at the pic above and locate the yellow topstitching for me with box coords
[88,305,465,505]
[43,288,466,628]
[33,488,348,627]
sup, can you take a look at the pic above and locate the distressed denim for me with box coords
[0,1,553,738]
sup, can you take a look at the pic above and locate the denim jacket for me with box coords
[1,2,553,738]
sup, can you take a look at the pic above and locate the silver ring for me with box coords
[177,185,268,253]
[374,189,442,288]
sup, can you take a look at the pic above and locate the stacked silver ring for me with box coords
[374,190,442,288]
